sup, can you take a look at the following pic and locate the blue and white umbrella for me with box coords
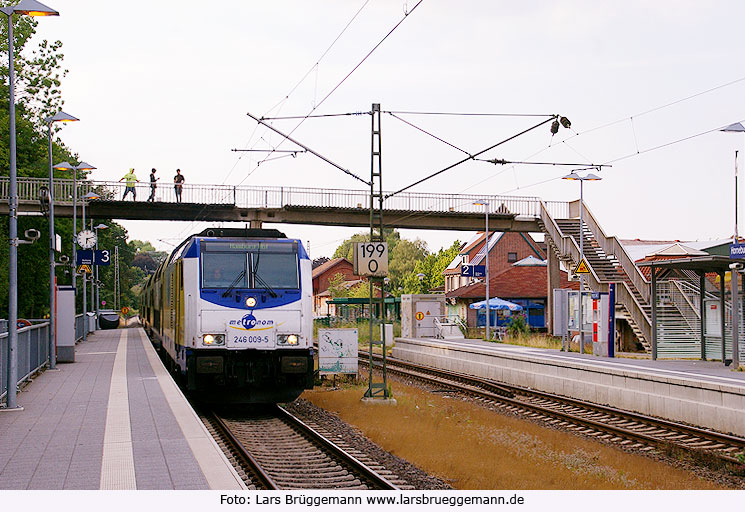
[468,297,523,311]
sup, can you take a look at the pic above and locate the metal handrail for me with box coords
[0,176,569,217]
[541,200,653,346]
[1,322,50,403]
[538,200,603,287]
[615,281,652,344]
[574,200,651,303]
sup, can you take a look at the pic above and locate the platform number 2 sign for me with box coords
[354,242,388,277]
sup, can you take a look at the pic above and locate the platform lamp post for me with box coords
[80,192,100,341]
[71,162,97,294]
[721,122,745,369]
[52,162,75,300]
[93,223,108,329]
[2,0,60,411]
[474,200,491,341]
[46,112,79,371]
[562,171,602,354]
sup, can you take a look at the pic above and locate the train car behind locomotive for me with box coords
[141,228,314,403]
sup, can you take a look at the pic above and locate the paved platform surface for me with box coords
[435,338,745,389]
[0,327,245,490]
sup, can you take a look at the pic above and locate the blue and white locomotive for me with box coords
[140,228,314,403]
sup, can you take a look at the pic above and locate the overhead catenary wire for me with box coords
[384,115,557,199]
[566,74,745,140]
[383,110,555,117]
[260,112,370,120]
[247,0,426,177]
[387,112,472,156]
[172,0,380,239]
[602,119,745,165]
[247,112,371,186]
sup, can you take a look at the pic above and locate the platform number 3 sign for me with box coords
[353,242,388,277]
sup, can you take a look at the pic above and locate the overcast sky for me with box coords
[33,1,745,257]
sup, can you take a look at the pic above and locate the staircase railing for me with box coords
[538,200,603,290]
[667,281,702,332]
[571,200,651,303]
[541,200,652,347]
[615,281,652,344]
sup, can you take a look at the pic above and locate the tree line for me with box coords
[317,228,461,297]
[0,3,149,318]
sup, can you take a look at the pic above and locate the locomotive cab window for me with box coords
[201,240,299,290]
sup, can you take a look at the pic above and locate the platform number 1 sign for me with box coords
[353,242,388,277]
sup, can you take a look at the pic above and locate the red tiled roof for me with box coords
[446,264,578,299]
[311,257,350,279]
[634,254,688,280]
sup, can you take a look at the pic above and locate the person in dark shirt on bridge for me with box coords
[174,168,185,203]
[147,168,159,202]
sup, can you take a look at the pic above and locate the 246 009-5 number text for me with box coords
[233,335,269,344]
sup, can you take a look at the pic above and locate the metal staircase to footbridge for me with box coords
[538,200,654,351]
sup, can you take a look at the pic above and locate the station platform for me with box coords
[0,326,245,490]
[392,337,745,437]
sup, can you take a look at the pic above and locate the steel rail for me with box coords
[210,405,398,490]
[208,410,279,490]
[363,354,745,467]
[276,405,399,490]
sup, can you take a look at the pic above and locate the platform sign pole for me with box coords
[579,179,585,354]
[731,268,740,369]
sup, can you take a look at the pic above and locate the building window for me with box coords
[508,252,518,262]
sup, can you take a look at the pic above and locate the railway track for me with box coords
[362,353,745,469]
[201,404,399,490]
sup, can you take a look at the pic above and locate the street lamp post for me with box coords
[721,122,745,369]
[80,192,100,341]
[73,162,96,275]
[56,161,97,307]
[2,0,59,411]
[562,171,602,354]
[474,200,491,340]
[721,123,745,243]
[93,223,107,329]
[46,112,78,371]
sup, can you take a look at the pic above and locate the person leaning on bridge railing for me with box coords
[119,168,140,201]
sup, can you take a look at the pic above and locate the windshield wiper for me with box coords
[221,270,246,297]
[252,250,278,298]
[253,272,278,298]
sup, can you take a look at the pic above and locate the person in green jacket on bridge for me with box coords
[119,168,139,200]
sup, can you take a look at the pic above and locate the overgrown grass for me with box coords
[467,331,590,353]
[303,380,726,490]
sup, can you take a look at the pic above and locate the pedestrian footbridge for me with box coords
[0,176,708,354]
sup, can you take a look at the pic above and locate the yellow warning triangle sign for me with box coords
[574,259,591,274]
[78,264,92,274]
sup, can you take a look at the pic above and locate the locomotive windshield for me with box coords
[201,240,299,290]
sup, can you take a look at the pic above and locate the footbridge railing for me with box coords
[1,177,570,218]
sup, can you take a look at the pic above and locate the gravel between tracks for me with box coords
[282,398,452,490]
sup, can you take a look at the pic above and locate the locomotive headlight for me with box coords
[277,334,299,346]
[245,296,257,307]
[202,334,225,346]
